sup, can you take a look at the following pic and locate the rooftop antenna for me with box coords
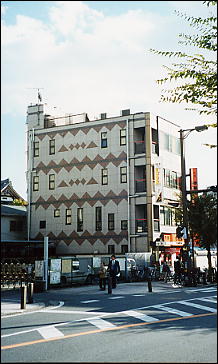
[27,88,44,104]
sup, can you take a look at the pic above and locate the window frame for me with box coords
[101,169,108,185]
[108,213,115,231]
[120,129,126,146]
[96,207,102,231]
[77,208,83,232]
[33,141,39,157]
[33,176,39,191]
[120,166,127,183]
[101,132,108,148]
[54,209,60,218]
[49,139,55,155]
[65,209,72,225]
[49,174,55,190]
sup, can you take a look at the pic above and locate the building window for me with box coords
[153,205,160,231]
[121,220,128,230]
[108,245,115,254]
[10,220,23,232]
[96,207,102,231]
[65,209,72,225]
[77,208,83,232]
[101,169,108,185]
[121,245,128,253]
[120,166,127,183]
[40,220,46,229]
[160,206,176,226]
[54,209,60,217]
[120,129,126,145]
[101,132,107,148]
[49,139,55,155]
[34,141,39,157]
[33,176,39,191]
[108,213,115,230]
[49,174,55,190]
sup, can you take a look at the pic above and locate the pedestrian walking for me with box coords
[99,262,107,290]
[162,261,171,283]
[107,255,120,289]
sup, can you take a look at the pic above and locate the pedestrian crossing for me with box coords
[1,295,217,344]
[35,295,217,338]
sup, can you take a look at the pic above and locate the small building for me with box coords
[26,103,184,266]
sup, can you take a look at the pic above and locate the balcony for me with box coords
[135,219,147,233]
[134,141,145,154]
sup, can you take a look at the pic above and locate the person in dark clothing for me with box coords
[107,255,120,288]
[174,257,181,284]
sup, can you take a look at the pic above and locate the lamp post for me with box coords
[179,125,208,272]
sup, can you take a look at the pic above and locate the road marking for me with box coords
[186,287,217,293]
[86,318,116,329]
[123,310,159,322]
[108,296,124,300]
[38,326,64,339]
[81,300,99,304]
[2,312,216,350]
[153,305,192,317]
[197,297,217,304]
[178,300,217,313]
[132,294,145,297]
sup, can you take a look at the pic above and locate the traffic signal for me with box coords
[176,226,184,239]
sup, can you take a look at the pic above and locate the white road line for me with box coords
[186,287,217,293]
[178,300,217,313]
[86,318,116,330]
[38,326,64,339]
[123,310,159,322]
[43,309,109,315]
[132,294,145,297]
[81,300,99,304]
[153,305,192,317]
[197,297,217,304]
[108,296,124,300]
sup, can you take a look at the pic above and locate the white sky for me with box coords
[1,1,217,199]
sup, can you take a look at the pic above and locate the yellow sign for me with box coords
[155,168,160,185]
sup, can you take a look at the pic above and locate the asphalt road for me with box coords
[1,282,217,363]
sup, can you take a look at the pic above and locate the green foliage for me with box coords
[150,1,217,117]
[188,194,217,248]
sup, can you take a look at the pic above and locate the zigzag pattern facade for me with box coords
[33,190,128,209]
[35,120,126,141]
[35,152,127,174]
[34,230,128,246]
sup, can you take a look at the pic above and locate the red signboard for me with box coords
[190,168,198,190]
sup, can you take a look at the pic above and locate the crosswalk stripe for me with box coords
[86,318,116,330]
[81,300,99,304]
[133,294,145,297]
[123,310,159,322]
[109,296,124,300]
[178,300,217,312]
[197,297,217,304]
[38,326,64,339]
[153,305,192,317]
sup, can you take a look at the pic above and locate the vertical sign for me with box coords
[190,168,198,200]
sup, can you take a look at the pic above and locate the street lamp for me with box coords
[179,125,208,271]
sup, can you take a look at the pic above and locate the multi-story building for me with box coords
[26,104,184,264]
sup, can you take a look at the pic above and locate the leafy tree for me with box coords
[175,192,217,279]
[150,1,217,118]
[187,193,217,279]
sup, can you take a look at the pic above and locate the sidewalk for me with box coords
[1,280,216,317]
